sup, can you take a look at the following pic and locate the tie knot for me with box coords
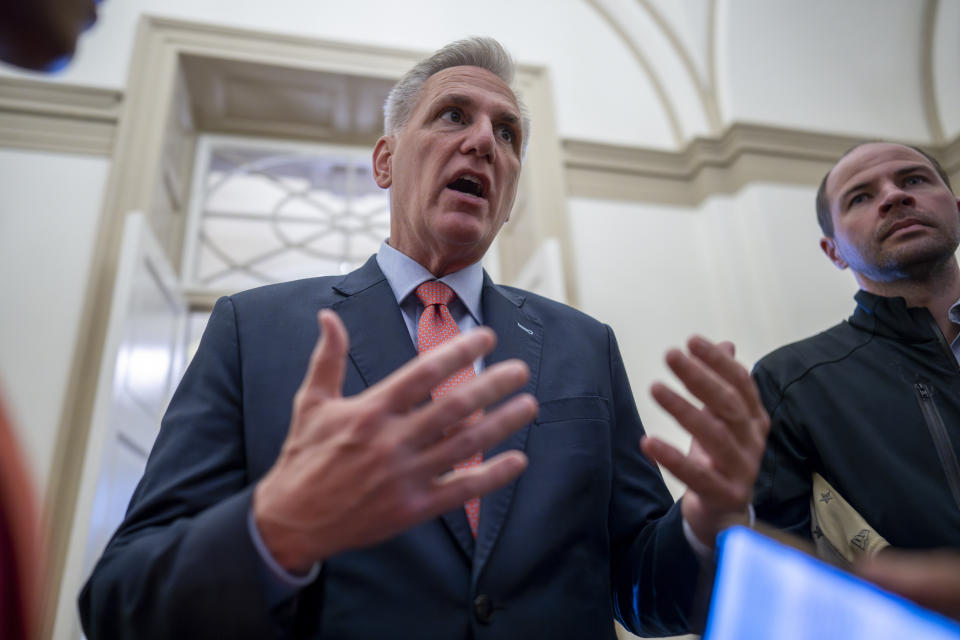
[415,280,455,307]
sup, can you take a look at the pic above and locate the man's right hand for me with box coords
[253,309,536,574]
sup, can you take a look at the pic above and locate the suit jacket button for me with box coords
[473,594,494,624]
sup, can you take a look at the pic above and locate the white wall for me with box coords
[4,0,955,149]
[718,0,932,142]
[0,150,109,494]
[934,0,960,142]
[568,184,858,496]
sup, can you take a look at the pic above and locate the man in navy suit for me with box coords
[80,37,769,639]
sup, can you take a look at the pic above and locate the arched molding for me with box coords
[582,0,721,145]
[705,0,719,125]
[922,0,945,144]
[582,0,684,146]
[634,0,721,132]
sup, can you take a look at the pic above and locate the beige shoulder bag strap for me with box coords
[810,472,889,565]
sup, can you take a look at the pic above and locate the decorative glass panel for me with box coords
[184,137,389,293]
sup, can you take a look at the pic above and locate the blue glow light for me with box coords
[43,55,73,74]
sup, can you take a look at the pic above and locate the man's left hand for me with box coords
[642,336,769,550]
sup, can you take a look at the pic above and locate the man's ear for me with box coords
[820,236,848,270]
[372,136,393,189]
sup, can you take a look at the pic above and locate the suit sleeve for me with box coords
[79,297,305,640]
[752,361,815,541]
[606,326,701,637]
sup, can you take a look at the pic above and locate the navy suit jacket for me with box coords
[80,257,699,639]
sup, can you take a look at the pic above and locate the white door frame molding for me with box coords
[0,76,121,155]
[51,211,186,640]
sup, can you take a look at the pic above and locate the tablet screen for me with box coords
[704,526,960,640]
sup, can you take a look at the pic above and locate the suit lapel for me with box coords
[472,276,542,581]
[439,502,476,558]
[330,257,417,389]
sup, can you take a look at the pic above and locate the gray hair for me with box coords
[383,36,531,156]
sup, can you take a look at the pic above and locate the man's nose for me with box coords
[879,183,915,214]
[460,119,496,162]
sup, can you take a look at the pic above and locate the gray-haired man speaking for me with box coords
[81,37,767,639]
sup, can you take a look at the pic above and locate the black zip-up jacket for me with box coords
[753,290,960,549]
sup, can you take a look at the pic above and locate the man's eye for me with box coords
[850,193,868,207]
[904,175,925,186]
[440,109,464,124]
[496,125,514,144]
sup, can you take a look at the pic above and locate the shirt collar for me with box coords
[949,296,960,326]
[376,240,484,324]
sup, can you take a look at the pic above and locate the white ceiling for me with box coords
[1,0,955,149]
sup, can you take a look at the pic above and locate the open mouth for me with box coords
[446,175,484,198]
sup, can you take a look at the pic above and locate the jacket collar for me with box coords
[332,254,389,297]
[468,274,541,583]
[851,289,938,343]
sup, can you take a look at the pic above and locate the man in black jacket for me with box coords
[753,142,960,558]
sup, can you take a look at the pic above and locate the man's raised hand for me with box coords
[253,309,536,573]
[643,337,769,550]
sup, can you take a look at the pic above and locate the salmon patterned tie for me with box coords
[415,280,483,537]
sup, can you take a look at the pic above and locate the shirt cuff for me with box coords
[682,504,756,560]
[247,507,320,597]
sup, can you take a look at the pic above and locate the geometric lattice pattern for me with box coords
[185,138,389,292]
